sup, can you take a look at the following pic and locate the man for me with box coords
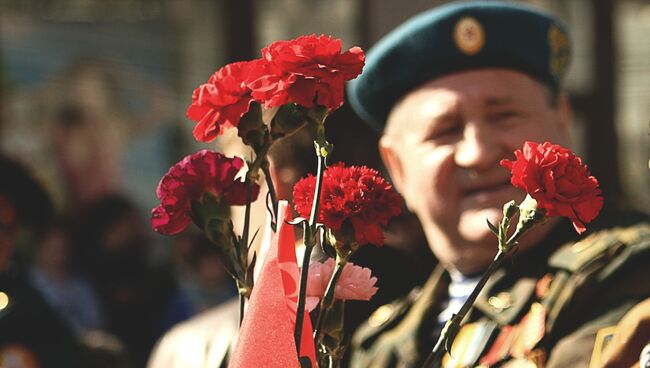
[346,2,650,367]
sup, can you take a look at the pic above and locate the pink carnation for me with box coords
[306,258,378,301]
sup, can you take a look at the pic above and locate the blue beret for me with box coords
[348,1,571,131]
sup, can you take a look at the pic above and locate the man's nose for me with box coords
[454,124,501,170]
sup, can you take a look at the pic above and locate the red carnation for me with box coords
[293,164,402,246]
[187,60,259,142]
[152,150,259,235]
[500,141,603,234]
[247,34,365,110]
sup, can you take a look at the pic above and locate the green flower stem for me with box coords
[295,135,329,362]
[313,254,348,342]
[241,164,260,258]
[421,204,537,368]
[328,354,339,368]
[237,138,272,292]
[261,160,279,230]
[422,249,508,368]
[237,279,245,327]
[295,237,315,360]
[237,176,254,326]
[506,226,527,249]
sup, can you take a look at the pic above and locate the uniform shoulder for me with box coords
[548,219,650,274]
[543,220,650,366]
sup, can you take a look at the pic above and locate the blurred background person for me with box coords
[29,219,104,336]
[0,154,87,367]
[72,193,177,367]
[51,104,122,211]
[159,233,237,334]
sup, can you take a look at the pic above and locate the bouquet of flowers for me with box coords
[151,34,603,368]
[152,34,402,367]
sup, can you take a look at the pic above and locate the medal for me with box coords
[500,348,546,368]
[589,326,616,368]
[442,321,497,368]
[443,322,478,368]
[510,303,546,359]
[480,325,518,366]
[501,357,538,368]
[535,274,553,299]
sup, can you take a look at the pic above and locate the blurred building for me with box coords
[1,0,647,217]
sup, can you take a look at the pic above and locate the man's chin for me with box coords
[451,243,499,275]
[458,207,504,242]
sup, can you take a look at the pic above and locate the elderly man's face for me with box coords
[380,69,572,274]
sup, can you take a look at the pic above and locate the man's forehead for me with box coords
[395,69,544,112]
[421,68,542,93]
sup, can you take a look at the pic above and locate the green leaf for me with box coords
[444,321,461,356]
[321,301,345,350]
[486,218,499,236]
[211,245,239,280]
[288,216,308,226]
[320,228,337,258]
[248,227,261,249]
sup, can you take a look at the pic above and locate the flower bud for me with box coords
[503,200,518,219]
[515,195,546,234]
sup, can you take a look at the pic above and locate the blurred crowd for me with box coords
[0,152,238,367]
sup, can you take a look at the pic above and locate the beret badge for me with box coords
[454,17,485,55]
[548,24,570,80]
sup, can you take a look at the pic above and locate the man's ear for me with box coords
[379,135,406,197]
[556,93,573,141]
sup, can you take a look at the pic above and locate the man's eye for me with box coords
[490,111,520,121]
[427,125,462,141]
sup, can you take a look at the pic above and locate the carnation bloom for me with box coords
[247,34,365,110]
[293,164,403,246]
[187,60,259,142]
[500,141,603,234]
[306,258,378,301]
[151,150,259,235]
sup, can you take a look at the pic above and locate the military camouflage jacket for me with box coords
[350,214,650,368]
